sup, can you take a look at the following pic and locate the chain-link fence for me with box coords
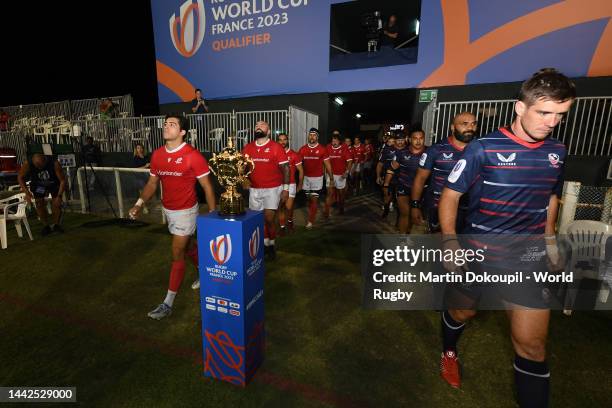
[559,182,612,232]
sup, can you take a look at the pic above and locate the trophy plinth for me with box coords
[209,138,254,216]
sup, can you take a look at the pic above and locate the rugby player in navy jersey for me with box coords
[383,129,425,233]
[411,112,478,232]
[376,134,397,218]
[437,68,575,407]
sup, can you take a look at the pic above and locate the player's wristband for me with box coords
[135,198,144,207]
[282,184,289,191]
[410,200,421,209]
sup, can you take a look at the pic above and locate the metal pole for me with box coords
[114,169,124,218]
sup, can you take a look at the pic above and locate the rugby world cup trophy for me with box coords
[208,137,254,215]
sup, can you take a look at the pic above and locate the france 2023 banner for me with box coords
[152,0,329,102]
[152,0,612,102]
[197,210,265,386]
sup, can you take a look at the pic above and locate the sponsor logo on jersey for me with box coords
[442,153,454,160]
[496,152,517,166]
[176,157,183,164]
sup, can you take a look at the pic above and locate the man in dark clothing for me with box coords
[17,154,66,235]
[191,89,208,114]
[381,15,399,48]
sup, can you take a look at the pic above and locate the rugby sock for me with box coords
[514,354,549,408]
[268,224,276,241]
[441,310,465,353]
[168,260,186,293]
[264,238,270,246]
[163,290,177,307]
[186,244,199,268]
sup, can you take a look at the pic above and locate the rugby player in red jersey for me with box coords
[277,132,303,233]
[352,136,366,195]
[298,128,333,229]
[129,114,216,320]
[324,132,353,217]
[242,121,290,260]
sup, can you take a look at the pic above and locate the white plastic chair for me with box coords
[562,220,612,314]
[208,128,224,152]
[0,193,33,249]
[236,129,251,149]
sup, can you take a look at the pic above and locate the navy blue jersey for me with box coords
[379,145,396,172]
[419,137,466,208]
[445,128,565,234]
[392,147,424,189]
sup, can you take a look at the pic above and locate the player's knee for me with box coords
[450,309,476,322]
[512,335,547,361]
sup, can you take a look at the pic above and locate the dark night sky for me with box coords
[0,1,159,115]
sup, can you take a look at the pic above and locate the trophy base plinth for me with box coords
[218,192,245,216]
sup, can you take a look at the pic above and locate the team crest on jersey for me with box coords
[167,158,172,163]
[265,148,270,153]
[496,152,517,166]
[442,153,454,160]
[175,157,183,164]
[210,234,232,265]
[548,153,560,167]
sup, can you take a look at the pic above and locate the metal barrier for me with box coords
[289,105,318,149]
[1,107,317,162]
[234,110,289,150]
[423,96,612,156]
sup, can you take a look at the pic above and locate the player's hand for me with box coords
[376,177,383,186]
[411,208,424,226]
[280,190,289,204]
[296,183,302,193]
[341,172,348,180]
[442,238,467,274]
[128,205,142,220]
[546,240,565,273]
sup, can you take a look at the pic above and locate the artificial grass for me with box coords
[0,213,610,407]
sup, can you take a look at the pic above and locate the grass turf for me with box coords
[0,213,611,407]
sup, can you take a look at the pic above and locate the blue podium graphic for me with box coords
[197,210,265,386]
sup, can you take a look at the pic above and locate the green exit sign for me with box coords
[419,89,438,103]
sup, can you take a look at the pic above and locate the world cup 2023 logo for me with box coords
[170,0,205,58]
[249,228,260,260]
[210,234,232,265]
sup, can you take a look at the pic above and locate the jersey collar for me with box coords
[165,142,187,154]
[256,138,271,147]
[500,127,545,149]
[308,143,319,148]
[447,135,466,151]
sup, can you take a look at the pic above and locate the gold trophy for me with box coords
[208,137,254,215]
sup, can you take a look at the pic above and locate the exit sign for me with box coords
[419,89,438,103]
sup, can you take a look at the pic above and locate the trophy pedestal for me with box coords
[197,210,265,387]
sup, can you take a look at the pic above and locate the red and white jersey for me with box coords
[285,148,302,184]
[364,143,375,161]
[298,143,329,178]
[149,142,210,210]
[326,144,353,175]
[345,145,355,161]
[353,143,366,163]
[243,139,289,188]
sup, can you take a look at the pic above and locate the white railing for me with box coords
[423,96,612,156]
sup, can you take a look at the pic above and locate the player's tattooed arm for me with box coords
[280,162,290,185]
